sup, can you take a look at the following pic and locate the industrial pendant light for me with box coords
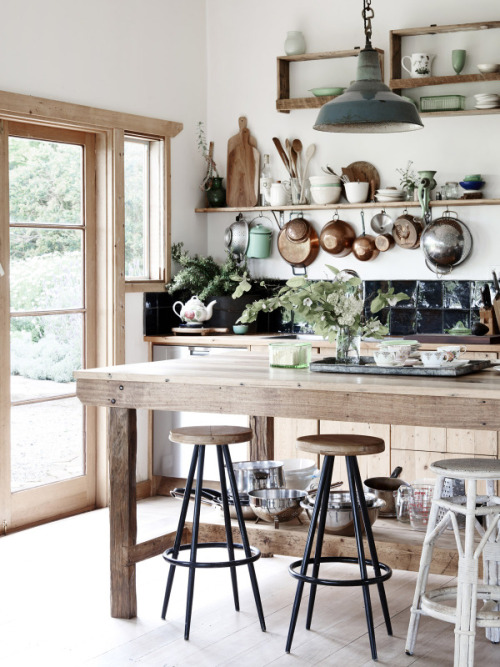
[314,0,423,133]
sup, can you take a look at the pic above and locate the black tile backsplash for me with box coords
[144,280,495,336]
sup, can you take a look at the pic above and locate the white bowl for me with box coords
[344,181,370,203]
[310,186,341,205]
[477,63,498,74]
[309,175,341,186]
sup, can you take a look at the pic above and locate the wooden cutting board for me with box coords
[226,117,260,207]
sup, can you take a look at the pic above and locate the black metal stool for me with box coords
[286,433,393,660]
[161,425,266,640]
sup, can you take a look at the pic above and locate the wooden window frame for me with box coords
[0,89,182,512]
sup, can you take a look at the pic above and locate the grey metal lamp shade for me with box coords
[314,47,423,133]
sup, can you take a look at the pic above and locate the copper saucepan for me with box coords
[352,211,379,261]
[392,211,423,249]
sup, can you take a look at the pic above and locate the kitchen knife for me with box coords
[493,270,500,296]
[492,271,500,332]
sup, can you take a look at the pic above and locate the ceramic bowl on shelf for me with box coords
[459,180,485,190]
[344,181,369,204]
[310,185,341,205]
[309,87,345,97]
[476,63,498,74]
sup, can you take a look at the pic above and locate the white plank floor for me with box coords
[1,496,499,666]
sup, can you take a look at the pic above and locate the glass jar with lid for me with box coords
[444,182,460,199]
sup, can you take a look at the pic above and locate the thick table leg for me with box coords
[249,416,274,461]
[109,407,137,619]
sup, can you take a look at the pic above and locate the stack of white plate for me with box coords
[474,93,500,109]
[375,188,406,203]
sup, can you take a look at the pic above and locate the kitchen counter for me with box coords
[145,333,500,354]
[75,353,500,618]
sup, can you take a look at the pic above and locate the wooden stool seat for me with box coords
[287,432,391,660]
[162,424,265,639]
[169,425,253,446]
[296,433,385,457]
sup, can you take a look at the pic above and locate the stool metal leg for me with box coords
[346,456,377,661]
[306,455,334,630]
[405,474,446,655]
[222,445,266,631]
[161,444,200,620]
[349,456,393,637]
[216,444,240,612]
[286,454,333,653]
[184,445,206,640]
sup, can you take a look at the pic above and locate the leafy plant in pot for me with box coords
[234,266,409,363]
[166,243,265,330]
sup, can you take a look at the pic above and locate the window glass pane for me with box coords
[10,228,83,311]
[124,140,148,278]
[9,137,83,225]
[11,313,83,395]
[11,397,84,492]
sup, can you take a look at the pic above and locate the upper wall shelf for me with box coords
[276,48,384,113]
[195,199,500,214]
[390,20,500,117]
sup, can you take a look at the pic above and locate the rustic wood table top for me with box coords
[74,353,500,619]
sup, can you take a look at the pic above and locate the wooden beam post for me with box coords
[109,407,137,618]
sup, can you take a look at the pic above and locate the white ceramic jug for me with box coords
[269,182,289,207]
[401,53,435,78]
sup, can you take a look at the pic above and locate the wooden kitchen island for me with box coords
[75,352,500,618]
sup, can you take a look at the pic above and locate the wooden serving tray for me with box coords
[309,356,492,377]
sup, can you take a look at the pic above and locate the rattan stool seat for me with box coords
[296,433,385,457]
[430,457,500,480]
[169,425,253,446]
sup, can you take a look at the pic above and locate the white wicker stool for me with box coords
[405,458,500,667]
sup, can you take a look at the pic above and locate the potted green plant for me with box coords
[233,266,409,363]
[396,160,419,201]
[197,121,225,207]
[166,243,259,329]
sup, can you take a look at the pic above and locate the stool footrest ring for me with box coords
[289,556,392,588]
[163,542,261,569]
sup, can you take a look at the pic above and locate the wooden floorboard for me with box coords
[0,496,499,666]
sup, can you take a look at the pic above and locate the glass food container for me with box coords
[269,342,311,369]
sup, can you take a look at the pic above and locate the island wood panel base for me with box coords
[77,379,500,432]
[195,522,462,578]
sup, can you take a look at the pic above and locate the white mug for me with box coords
[437,345,466,362]
[420,350,448,367]
[269,182,289,207]
[401,53,435,78]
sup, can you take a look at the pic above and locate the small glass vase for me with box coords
[335,326,361,365]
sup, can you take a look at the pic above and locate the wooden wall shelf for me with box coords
[276,48,384,114]
[196,199,500,214]
[390,20,500,118]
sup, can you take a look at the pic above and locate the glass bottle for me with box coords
[259,154,273,206]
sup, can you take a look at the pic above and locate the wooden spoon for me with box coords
[299,143,316,203]
[285,138,296,178]
[272,137,292,176]
[292,138,303,182]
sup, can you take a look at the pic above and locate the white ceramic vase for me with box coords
[284,31,306,56]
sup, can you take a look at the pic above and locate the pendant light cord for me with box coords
[362,0,374,48]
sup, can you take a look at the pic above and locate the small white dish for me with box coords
[477,63,498,74]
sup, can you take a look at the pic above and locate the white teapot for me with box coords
[172,296,217,325]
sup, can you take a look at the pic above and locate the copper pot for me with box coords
[375,233,395,252]
[277,217,319,268]
[352,211,379,261]
[319,216,356,257]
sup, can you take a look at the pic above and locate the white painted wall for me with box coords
[204,0,500,281]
